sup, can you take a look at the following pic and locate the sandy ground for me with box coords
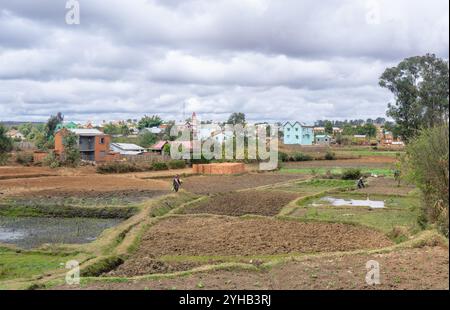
[59,246,448,290]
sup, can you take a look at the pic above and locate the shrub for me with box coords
[324,151,336,160]
[42,151,60,168]
[152,162,169,171]
[168,160,186,169]
[62,132,80,167]
[16,152,34,166]
[0,125,13,166]
[292,152,313,161]
[403,124,449,237]
[341,168,362,180]
[0,153,9,166]
[278,151,289,162]
[96,161,142,174]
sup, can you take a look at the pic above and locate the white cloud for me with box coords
[0,0,448,122]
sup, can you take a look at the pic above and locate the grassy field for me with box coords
[334,149,403,158]
[291,192,421,240]
[0,247,79,283]
[279,167,395,176]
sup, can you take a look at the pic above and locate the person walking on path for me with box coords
[173,174,182,192]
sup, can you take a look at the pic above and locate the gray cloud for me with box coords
[0,0,448,123]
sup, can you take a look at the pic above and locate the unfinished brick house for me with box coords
[54,128,112,162]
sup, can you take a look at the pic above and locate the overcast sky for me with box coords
[0,0,448,124]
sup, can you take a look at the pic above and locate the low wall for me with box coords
[33,151,48,163]
[193,163,246,175]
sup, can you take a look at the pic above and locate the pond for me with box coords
[0,216,122,249]
[317,196,385,209]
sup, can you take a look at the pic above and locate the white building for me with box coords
[110,143,146,155]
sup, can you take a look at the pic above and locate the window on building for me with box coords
[287,135,290,138]
[295,128,298,131]
[295,135,299,139]
[287,128,291,131]
[100,137,105,144]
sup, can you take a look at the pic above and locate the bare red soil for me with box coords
[61,246,448,290]
[109,216,393,276]
[0,175,170,197]
[355,177,416,196]
[182,174,305,194]
[181,190,299,216]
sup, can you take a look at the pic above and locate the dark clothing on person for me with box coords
[173,177,182,192]
[357,178,365,189]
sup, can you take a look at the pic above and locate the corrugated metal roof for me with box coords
[110,143,145,151]
[68,128,104,136]
[150,140,168,150]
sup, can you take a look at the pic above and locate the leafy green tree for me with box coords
[103,123,130,136]
[227,112,246,125]
[62,132,80,166]
[0,124,13,165]
[18,123,33,137]
[45,112,64,140]
[162,120,176,141]
[361,123,377,137]
[324,121,333,135]
[138,131,157,148]
[379,54,449,142]
[138,115,163,130]
[342,124,354,136]
[402,124,449,236]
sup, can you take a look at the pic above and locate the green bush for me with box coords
[167,160,186,169]
[42,151,60,168]
[341,168,362,180]
[152,162,169,171]
[278,151,289,162]
[62,132,80,167]
[403,124,449,237]
[324,151,336,160]
[0,125,13,166]
[96,161,142,174]
[16,152,34,165]
[292,152,313,161]
[0,153,9,166]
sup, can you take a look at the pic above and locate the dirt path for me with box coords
[59,246,448,290]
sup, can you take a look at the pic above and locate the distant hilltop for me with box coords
[0,121,45,127]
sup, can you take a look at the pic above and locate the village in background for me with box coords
[1,111,404,167]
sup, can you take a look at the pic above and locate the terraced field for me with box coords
[0,157,447,290]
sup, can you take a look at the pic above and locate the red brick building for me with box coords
[54,128,112,162]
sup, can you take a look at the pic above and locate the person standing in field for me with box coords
[173,174,182,192]
[357,177,365,189]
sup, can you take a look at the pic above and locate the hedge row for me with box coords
[96,160,186,174]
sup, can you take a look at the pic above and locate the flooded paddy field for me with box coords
[291,193,421,235]
[0,216,122,249]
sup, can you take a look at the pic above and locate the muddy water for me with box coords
[319,197,385,209]
[0,216,122,249]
